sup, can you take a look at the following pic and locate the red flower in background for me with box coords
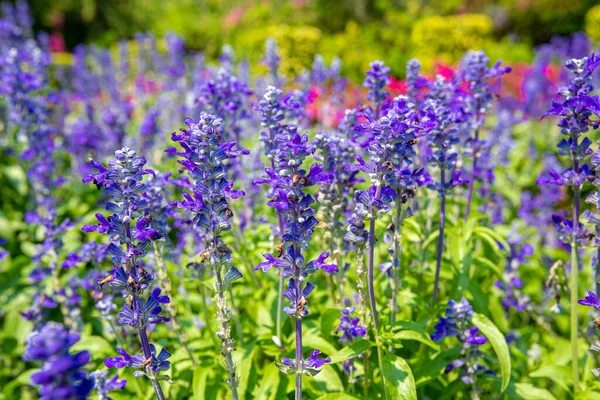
[389,77,407,95]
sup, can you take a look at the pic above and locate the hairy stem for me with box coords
[295,284,303,400]
[153,242,196,366]
[464,129,479,222]
[433,168,447,303]
[390,203,404,326]
[355,246,370,396]
[571,154,581,392]
[596,225,600,297]
[215,266,239,400]
[228,284,244,346]
[198,271,219,349]
[108,320,143,397]
[276,271,285,345]
[139,325,166,400]
[367,218,385,377]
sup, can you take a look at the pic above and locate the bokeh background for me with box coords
[3,1,600,399]
[28,0,600,81]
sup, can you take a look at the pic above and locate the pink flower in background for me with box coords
[49,33,65,52]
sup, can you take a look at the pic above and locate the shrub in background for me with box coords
[235,24,322,78]
[410,14,493,69]
[586,5,600,44]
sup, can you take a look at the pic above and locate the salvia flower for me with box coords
[105,344,171,376]
[431,298,492,397]
[83,147,169,398]
[196,67,253,142]
[314,123,362,297]
[89,371,126,400]
[23,322,93,400]
[167,114,247,397]
[335,297,367,343]
[253,103,335,397]
[495,239,532,313]
[458,51,510,220]
[279,349,331,377]
[262,37,281,86]
[363,60,390,119]
[578,290,600,379]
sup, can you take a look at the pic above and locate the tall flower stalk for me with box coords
[363,61,390,120]
[254,131,337,399]
[314,115,362,302]
[346,96,424,377]
[539,52,600,391]
[83,147,171,400]
[459,51,510,221]
[143,172,197,365]
[254,86,292,344]
[423,76,466,302]
[431,298,491,400]
[168,115,247,399]
[23,322,94,399]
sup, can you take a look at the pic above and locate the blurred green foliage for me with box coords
[499,0,598,45]
[585,5,600,44]
[411,14,493,69]
[235,24,322,77]
[26,0,594,80]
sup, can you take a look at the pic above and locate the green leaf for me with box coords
[303,333,338,357]
[472,255,503,279]
[576,390,600,400]
[320,308,341,341]
[422,230,439,252]
[329,339,374,364]
[391,319,427,332]
[236,342,257,397]
[192,364,209,400]
[382,354,417,400]
[254,363,282,400]
[71,335,114,358]
[311,364,344,392]
[414,348,461,386]
[473,226,509,253]
[530,365,572,394]
[453,251,472,298]
[472,312,511,391]
[447,226,465,268]
[316,394,361,400]
[393,330,439,351]
[499,381,557,400]
[2,369,35,398]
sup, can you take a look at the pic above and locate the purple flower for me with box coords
[305,350,331,369]
[105,348,145,369]
[82,147,170,392]
[335,298,367,343]
[90,370,126,400]
[363,60,390,118]
[24,322,93,400]
[430,298,491,389]
[283,278,315,317]
[579,290,600,311]
[465,327,487,345]
[306,252,338,274]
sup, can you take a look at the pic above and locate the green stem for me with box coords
[367,218,385,379]
[153,242,196,366]
[390,203,404,326]
[108,319,144,397]
[215,265,239,400]
[228,284,244,346]
[276,271,284,345]
[199,271,220,349]
[571,184,581,392]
